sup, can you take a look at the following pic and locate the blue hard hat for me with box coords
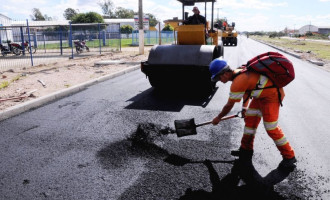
[209,58,229,82]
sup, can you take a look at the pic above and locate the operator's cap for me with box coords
[192,7,199,11]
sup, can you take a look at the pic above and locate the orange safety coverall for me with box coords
[229,71,295,159]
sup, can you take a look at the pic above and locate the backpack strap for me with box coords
[268,55,291,76]
[243,79,283,106]
[277,87,283,107]
[257,56,276,73]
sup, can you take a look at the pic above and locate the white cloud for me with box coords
[218,0,287,10]
[233,13,272,31]
[279,13,330,28]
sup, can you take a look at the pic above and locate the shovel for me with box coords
[174,112,242,137]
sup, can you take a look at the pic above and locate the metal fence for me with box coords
[0,19,121,72]
[131,30,175,46]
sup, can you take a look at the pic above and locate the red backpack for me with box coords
[239,52,295,105]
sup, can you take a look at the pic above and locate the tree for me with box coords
[162,24,174,31]
[71,12,104,23]
[114,7,134,18]
[146,13,158,27]
[30,8,46,21]
[98,0,115,18]
[64,8,78,20]
[44,14,53,21]
[120,25,133,38]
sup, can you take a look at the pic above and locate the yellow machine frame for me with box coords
[174,24,219,46]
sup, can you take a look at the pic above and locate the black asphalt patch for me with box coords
[127,122,174,146]
[97,122,308,199]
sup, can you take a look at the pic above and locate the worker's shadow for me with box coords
[125,87,218,112]
[164,154,290,200]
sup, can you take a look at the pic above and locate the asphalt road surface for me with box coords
[1,36,330,199]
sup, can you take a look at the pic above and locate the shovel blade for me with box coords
[174,118,197,137]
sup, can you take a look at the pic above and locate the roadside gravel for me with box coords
[0,47,151,112]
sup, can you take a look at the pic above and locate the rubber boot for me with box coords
[231,148,254,172]
[231,148,253,160]
[239,148,253,162]
[278,157,297,173]
[231,148,253,163]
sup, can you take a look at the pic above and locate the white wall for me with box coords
[0,14,13,42]
[298,25,318,35]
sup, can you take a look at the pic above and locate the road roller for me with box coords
[141,0,223,92]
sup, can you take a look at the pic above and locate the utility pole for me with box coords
[138,0,144,55]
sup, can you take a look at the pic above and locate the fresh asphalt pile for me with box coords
[127,122,175,147]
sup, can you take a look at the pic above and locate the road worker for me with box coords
[209,58,297,172]
[184,6,206,25]
[222,20,227,31]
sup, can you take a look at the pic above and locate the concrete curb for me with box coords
[307,59,325,66]
[0,65,140,122]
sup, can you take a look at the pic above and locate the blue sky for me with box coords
[0,0,329,31]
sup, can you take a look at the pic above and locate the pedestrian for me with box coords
[184,6,206,25]
[209,58,297,172]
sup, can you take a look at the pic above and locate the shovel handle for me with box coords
[195,115,234,127]
[195,121,213,127]
[196,112,242,127]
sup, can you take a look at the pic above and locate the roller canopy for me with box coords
[177,0,217,3]
[147,45,216,66]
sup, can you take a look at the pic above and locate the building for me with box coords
[0,14,13,42]
[298,24,330,35]
[104,19,134,27]
[104,18,134,32]
[318,26,330,35]
[298,24,318,35]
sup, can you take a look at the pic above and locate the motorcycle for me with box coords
[0,42,21,56]
[10,41,37,54]
[74,40,89,54]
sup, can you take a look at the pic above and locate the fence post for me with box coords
[155,30,157,45]
[43,34,46,53]
[26,19,33,66]
[59,27,63,55]
[159,23,161,45]
[19,26,25,55]
[69,21,74,59]
[130,31,132,45]
[102,30,106,46]
[98,23,101,54]
[33,33,37,48]
[166,32,168,43]
[119,23,121,51]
